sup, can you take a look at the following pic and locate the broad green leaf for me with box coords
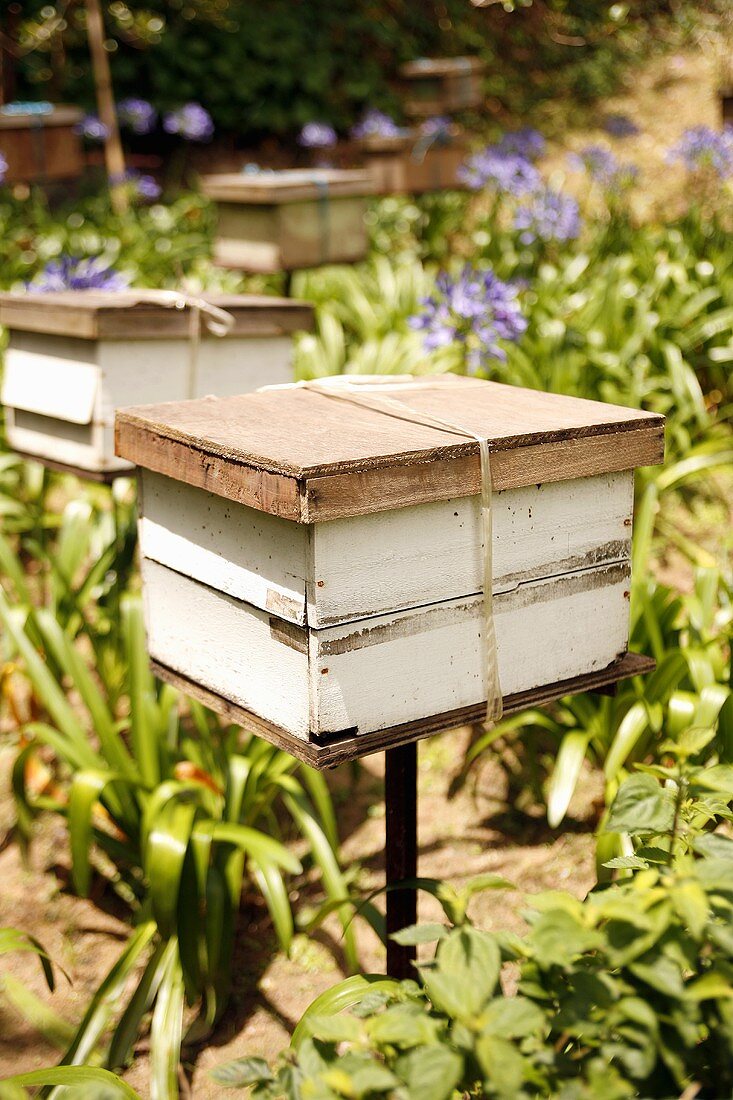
[291,977,400,1050]
[210,1056,275,1088]
[605,774,676,836]
[3,1068,140,1098]
[390,923,447,946]
[394,1045,463,1100]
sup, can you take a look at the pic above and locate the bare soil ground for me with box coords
[1,30,732,1099]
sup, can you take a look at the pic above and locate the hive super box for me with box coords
[116,376,664,759]
[201,169,376,273]
[358,128,469,195]
[399,57,486,117]
[0,105,83,184]
[0,291,313,477]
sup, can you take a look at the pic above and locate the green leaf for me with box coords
[423,927,500,1019]
[0,974,76,1050]
[291,977,400,1050]
[481,996,544,1039]
[150,942,185,1100]
[394,1045,463,1100]
[605,774,676,836]
[475,1033,526,1098]
[3,1068,141,1098]
[146,799,198,940]
[547,729,591,828]
[306,1014,363,1043]
[210,1056,275,1088]
[0,928,58,991]
[366,1004,441,1047]
[390,923,447,946]
[685,971,733,1001]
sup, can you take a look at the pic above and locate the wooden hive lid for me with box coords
[400,56,486,78]
[201,168,376,203]
[0,104,83,130]
[116,375,665,523]
[0,290,314,340]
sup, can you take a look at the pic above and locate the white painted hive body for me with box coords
[201,170,376,273]
[116,376,665,752]
[0,291,313,475]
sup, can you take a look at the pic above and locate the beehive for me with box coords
[0,105,84,184]
[0,291,313,478]
[358,128,469,195]
[201,170,376,272]
[399,58,486,117]
[116,375,664,760]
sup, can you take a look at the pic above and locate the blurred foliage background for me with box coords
[5,0,727,140]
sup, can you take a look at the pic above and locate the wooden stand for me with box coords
[10,450,128,484]
[385,741,418,978]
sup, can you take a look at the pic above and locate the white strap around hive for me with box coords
[129,289,235,399]
[260,374,504,728]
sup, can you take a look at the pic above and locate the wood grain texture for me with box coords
[151,652,655,769]
[0,107,84,184]
[0,291,314,340]
[116,376,665,521]
[201,169,376,204]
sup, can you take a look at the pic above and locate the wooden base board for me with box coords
[152,651,655,769]
[10,449,129,484]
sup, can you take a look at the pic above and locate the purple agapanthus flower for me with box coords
[514,186,582,244]
[667,125,733,178]
[603,113,640,138]
[117,98,157,135]
[496,127,546,161]
[570,144,638,191]
[458,146,541,195]
[409,264,526,373]
[163,102,214,142]
[0,152,7,184]
[351,109,405,141]
[298,122,337,148]
[111,169,161,201]
[30,255,130,293]
[76,114,109,141]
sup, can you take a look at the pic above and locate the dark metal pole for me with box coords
[385,740,418,979]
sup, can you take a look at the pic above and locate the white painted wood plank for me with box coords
[141,556,629,741]
[141,558,311,738]
[5,408,109,471]
[138,470,632,628]
[310,471,633,625]
[2,336,100,423]
[311,561,630,736]
[139,470,308,622]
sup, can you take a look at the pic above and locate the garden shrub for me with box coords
[215,743,733,1099]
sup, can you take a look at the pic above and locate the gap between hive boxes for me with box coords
[151,652,655,769]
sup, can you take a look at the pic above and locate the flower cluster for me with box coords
[298,122,337,148]
[117,98,157,135]
[409,264,526,373]
[514,186,581,244]
[458,147,541,194]
[603,113,640,138]
[163,103,214,142]
[668,126,733,179]
[571,144,638,192]
[496,127,546,161]
[351,109,405,141]
[76,114,109,142]
[30,255,130,293]
[111,169,161,202]
[0,152,7,184]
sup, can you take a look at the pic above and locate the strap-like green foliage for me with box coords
[216,744,733,1098]
[0,586,353,1098]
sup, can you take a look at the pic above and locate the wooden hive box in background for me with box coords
[201,169,376,272]
[399,58,486,118]
[0,291,314,477]
[116,376,664,761]
[0,105,84,184]
[358,127,469,195]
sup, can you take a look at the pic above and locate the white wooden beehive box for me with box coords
[116,376,664,758]
[399,57,486,117]
[0,291,313,477]
[201,169,376,272]
[358,128,469,195]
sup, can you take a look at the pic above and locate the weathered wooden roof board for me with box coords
[201,169,376,204]
[116,376,665,522]
[0,106,82,130]
[0,291,314,341]
[400,57,486,78]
